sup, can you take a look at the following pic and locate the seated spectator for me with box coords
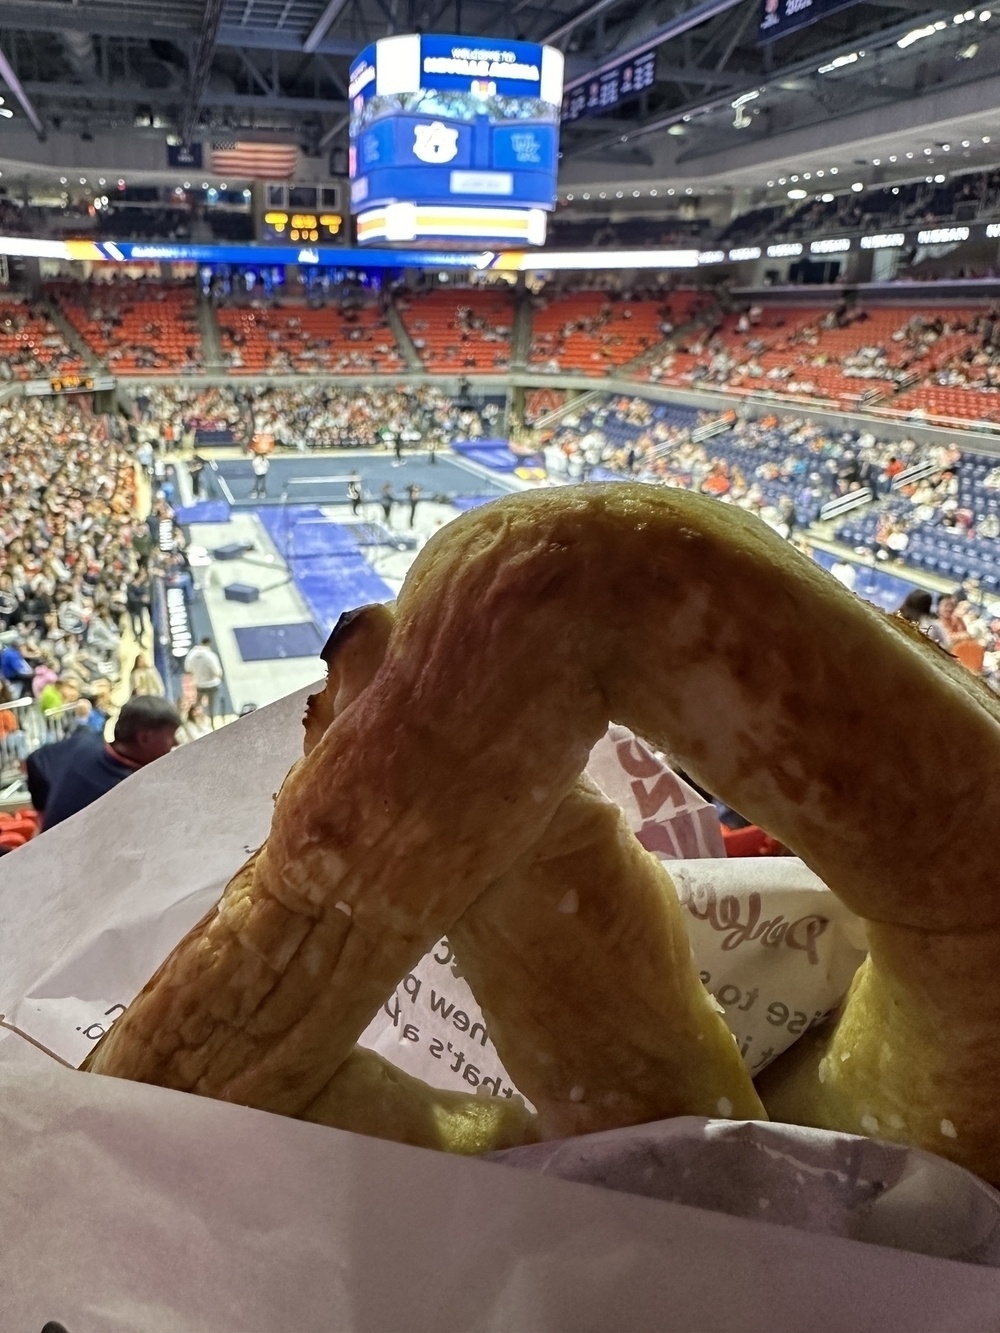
[32,694,181,831]
[0,636,35,697]
[897,590,936,635]
[130,652,166,698]
[181,698,214,743]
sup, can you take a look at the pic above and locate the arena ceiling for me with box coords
[0,0,996,194]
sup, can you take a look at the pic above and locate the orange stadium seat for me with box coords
[0,298,84,381]
[399,288,515,372]
[49,280,202,374]
[528,290,701,375]
[216,300,406,375]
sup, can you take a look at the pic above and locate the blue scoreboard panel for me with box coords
[349,34,564,246]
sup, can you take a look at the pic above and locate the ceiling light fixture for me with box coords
[898,22,939,46]
[787,188,808,199]
[830,166,838,174]
[818,51,859,73]
[852,181,864,191]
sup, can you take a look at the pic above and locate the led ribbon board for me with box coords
[348,34,564,246]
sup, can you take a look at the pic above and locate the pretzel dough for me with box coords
[304,604,765,1138]
[82,485,1000,1180]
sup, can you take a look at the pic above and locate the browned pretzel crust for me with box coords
[83,485,1000,1178]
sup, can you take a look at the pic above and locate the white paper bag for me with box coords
[4,1058,1000,1333]
[5,687,1000,1311]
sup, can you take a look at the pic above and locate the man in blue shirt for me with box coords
[31,695,182,831]
[0,639,35,696]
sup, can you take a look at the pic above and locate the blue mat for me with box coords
[258,507,362,558]
[253,504,393,634]
[234,622,326,662]
[175,499,231,525]
[295,554,393,632]
[452,439,521,473]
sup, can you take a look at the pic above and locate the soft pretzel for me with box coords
[305,603,764,1137]
[82,485,1000,1180]
[450,779,764,1137]
[84,595,762,1140]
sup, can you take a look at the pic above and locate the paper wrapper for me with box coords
[6,1060,1000,1333]
[2,688,1000,1330]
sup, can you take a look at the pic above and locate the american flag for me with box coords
[209,141,298,179]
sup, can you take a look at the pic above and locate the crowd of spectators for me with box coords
[544,395,934,526]
[0,299,83,382]
[544,389,1000,685]
[400,288,513,373]
[0,399,138,729]
[50,276,202,374]
[130,380,494,452]
[529,289,684,374]
[644,300,1000,415]
[0,395,205,784]
[218,297,405,376]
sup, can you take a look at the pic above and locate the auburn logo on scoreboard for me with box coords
[412,121,460,164]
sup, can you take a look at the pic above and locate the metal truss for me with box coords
[0,0,994,170]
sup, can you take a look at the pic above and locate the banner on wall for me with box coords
[758,0,861,42]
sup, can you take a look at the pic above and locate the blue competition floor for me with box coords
[205,451,514,508]
[256,506,395,634]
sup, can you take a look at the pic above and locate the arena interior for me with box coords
[4,0,1000,1313]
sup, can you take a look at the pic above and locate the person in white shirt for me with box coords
[251,452,270,499]
[183,637,224,725]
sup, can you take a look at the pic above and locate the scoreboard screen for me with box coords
[260,211,344,243]
[349,33,564,246]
